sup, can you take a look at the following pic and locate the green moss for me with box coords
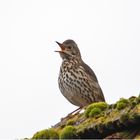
[116,98,129,110]
[117,102,127,110]
[32,129,49,139]
[89,107,102,117]
[66,114,81,126]
[131,101,137,108]
[48,128,59,139]
[59,125,77,139]
[128,96,138,108]
[119,98,129,104]
[85,102,108,117]
[32,128,58,139]
[129,96,136,102]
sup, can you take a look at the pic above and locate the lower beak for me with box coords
[55,41,65,52]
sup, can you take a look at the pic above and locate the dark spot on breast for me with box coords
[66,74,68,78]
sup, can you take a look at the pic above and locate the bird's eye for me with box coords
[67,46,72,49]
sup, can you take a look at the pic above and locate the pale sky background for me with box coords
[0,0,140,139]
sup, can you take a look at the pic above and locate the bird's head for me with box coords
[55,39,81,60]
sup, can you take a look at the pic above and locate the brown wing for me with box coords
[81,61,105,102]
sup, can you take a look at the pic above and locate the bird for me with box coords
[55,39,105,110]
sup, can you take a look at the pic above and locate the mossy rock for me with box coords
[32,128,59,139]
[59,125,77,139]
[31,95,140,139]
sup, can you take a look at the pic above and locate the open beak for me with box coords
[55,41,65,52]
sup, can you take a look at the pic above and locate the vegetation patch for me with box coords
[89,107,102,117]
[59,125,77,139]
[85,102,108,117]
[116,98,129,110]
[32,128,58,139]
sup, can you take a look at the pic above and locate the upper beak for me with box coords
[55,41,65,52]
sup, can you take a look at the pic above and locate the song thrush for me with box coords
[55,39,105,108]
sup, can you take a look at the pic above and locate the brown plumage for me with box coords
[55,39,105,107]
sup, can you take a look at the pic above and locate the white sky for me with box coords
[0,0,140,139]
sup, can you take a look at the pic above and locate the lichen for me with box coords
[59,125,77,139]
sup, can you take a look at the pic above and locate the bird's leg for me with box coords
[68,107,82,116]
[61,107,83,121]
[53,107,85,128]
